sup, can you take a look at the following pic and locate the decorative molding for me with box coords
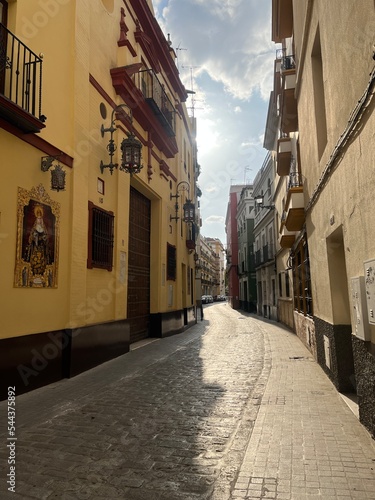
[159,160,177,182]
[134,20,161,73]
[110,66,178,158]
[0,94,46,134]
[0,117,73,168]
[128,0,187,102]
[117,7,137,56]
[89,74,117,109]
[147,130,153,182]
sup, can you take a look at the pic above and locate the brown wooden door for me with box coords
[127,187,151,343]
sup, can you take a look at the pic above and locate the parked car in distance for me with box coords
[202,295,213,304]
[214,295,226,301]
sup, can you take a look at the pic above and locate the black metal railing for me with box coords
[0,23,43,119]
[288,167,303,189]
[281,54,295,71]
[262,244,269,263]
[135,68,175,136]
[255,249,261,267]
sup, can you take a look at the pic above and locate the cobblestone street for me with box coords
[1,303,375,499]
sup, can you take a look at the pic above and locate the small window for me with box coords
[167,243,176,280]
[88,202,114,271]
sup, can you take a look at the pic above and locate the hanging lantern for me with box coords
[183,199,195,223]
[120,132,143,175]
[50,164,66,192]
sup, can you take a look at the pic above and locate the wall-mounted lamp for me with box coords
[100,104,143,176]
[41,154,66,192]
[254,195,275,210]
[170,181,195,222]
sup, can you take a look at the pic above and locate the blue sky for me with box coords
[153,0,275,245]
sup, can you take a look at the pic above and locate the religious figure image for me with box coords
[14,185,60,288]
[23,204,52,276]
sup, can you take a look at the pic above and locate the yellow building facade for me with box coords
[0,0,197,397]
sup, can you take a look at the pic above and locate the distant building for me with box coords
[225,185,247,309]
[205,238,225,298]
[200,237,216,297]
[253,154,277,321]
[237,186,257,312]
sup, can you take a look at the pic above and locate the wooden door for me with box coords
[127,187,151,343]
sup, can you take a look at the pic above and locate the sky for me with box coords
[153,0,275,246]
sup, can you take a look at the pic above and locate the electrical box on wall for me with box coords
[364,259,375,326]
[350,276,371,340]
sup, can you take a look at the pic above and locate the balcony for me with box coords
[135,69,175,137]
[285,170,305,232]
[255,245,274,267]
[280,54,296,74]
[255,249,261,267]
[280,56,297,134]
[186,239,195,251]
[277,136,292,176]
[272,0,293,43]
[279,211,296,248]
[0,23,45,133]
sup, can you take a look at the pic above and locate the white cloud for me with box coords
[153,0,274,244]
[205,215,225,224]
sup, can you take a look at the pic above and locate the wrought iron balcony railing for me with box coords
[288,170,303,190]
[0,23,45,130]
[135,68,175,137]
[255,249,261,267]
[281,54,296,72]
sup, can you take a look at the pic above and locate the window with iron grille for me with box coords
[167,243,176,280]
[87,202,114,271]
[292,235,313,316]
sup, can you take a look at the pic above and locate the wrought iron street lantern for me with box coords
[100,104,143,175]
[254,194,275,210]
[41,154,66,192]
[119,131,143,175]
[183,199,195,223]
[170,181,191,222]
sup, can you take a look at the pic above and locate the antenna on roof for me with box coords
[175,43,187,70]
[181,65,202,117]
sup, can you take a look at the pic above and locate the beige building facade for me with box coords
[272,0,375,436]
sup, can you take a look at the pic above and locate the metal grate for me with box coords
[88,203,114,271]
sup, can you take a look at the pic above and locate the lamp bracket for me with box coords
[100,104,143,176]
[41,153,63,172]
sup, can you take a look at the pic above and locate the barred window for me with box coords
[88,202,114,271]
[167,243,176,281]
[292,235,313,316]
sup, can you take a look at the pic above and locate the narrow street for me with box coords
[1,304,375,500]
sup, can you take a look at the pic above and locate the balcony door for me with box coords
[0,0,8,94]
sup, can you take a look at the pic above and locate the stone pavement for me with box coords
[231,320,375,500]
[0,304,374,499]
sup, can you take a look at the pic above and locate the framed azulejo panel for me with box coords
[14,184,60,288]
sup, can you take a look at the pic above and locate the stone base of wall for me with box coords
[294,312,316,359]
[278,299,294,331]
[314,316,355,393]
[352,335,375,438]
[0,319,130,400]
